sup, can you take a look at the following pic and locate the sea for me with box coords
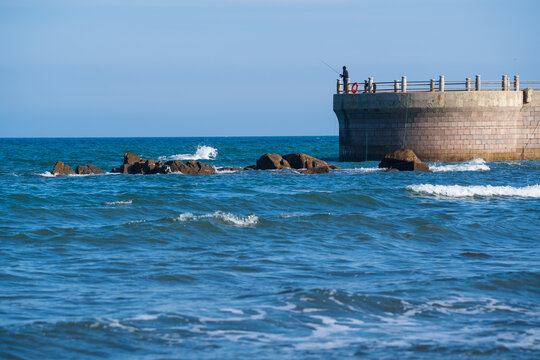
[1,136,539,359]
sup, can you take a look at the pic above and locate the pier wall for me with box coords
[334,90,540,161]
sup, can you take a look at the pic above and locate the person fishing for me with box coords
[340,66,349,80]
[340,66,349,92]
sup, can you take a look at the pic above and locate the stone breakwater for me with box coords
[334,90,540,161]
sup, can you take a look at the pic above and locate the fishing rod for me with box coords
[321,60,340,75]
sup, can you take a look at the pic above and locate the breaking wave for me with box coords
[175,211,259,227]
[158,145,218,161]
[430,158,490,172]
[407,184,540,198]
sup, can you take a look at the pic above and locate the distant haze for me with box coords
[1,0,538,137]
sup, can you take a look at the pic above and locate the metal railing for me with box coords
[337,75,540,94]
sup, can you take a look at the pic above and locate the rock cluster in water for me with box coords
[51,152,339,175]
[110,153,215,175]
[250,153,341,173]
[52,161,104,175]
[51,149,430,175]
[378,149,431,172]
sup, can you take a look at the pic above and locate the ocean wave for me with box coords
[158,145,218,161]
[407,184,540,198]
[430,158,490,172]
[175,211,259,227]
[104,200,133,206]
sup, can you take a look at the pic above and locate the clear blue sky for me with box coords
[1,0,538,137]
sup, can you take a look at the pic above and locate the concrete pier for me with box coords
[334,77,540,161]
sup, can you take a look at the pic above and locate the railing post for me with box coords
[394,80,399,93]
[368,77,373,93]
[439,75,445,92]
[465,78,471,91]
[345,77,350,94]
[401,76,407,93]
[502,75,508,91]
[430,79,435,92]
[514,75,519,91]
[475,75,481,91]
[337,78,343,94]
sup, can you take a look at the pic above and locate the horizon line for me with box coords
[0,134,338,139]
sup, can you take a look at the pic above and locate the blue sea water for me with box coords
[0,136,539,359]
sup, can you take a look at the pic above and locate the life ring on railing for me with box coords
[351,82,359,94]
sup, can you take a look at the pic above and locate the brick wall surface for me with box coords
[335,92,540,161]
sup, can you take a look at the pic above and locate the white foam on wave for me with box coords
[38,172,119,178]
[430,158,490,172]
[175,211,259,227]
[220,308,244,315]
[105,200,133,206]
[158,145,218,161]
[407,184,540,198]
[215,169,239,174]
[129,314,160,321]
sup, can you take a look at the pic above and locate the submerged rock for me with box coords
[256,153,291,170]
[301,165,330,174]
[460,252,491,258]
[52,161,76,175]
[217,167,245,172]
[379,149,431,172]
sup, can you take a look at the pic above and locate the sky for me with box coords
[0,0,538,137]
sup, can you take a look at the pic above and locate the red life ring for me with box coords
[351,82,359,94]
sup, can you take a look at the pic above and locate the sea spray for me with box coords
[159,145,218,161]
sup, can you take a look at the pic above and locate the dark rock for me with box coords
[301,165,330,174]
[52,161,76,175]
[386,168,400,172]
[460,252,491,258]
[143,159,166,174]
[165,160,184,173]
[124,152,143,165]
[76,164,104,175]
[111,167,122,173]
[118,153,165,174]
[182,160,216,175]
[283,153,341,170]
[244,165,257,171]
[165,160,215,175]
[126,161,144,174]
[87,165,104,174]
[256,153,291,170]
[378,149,431,172]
